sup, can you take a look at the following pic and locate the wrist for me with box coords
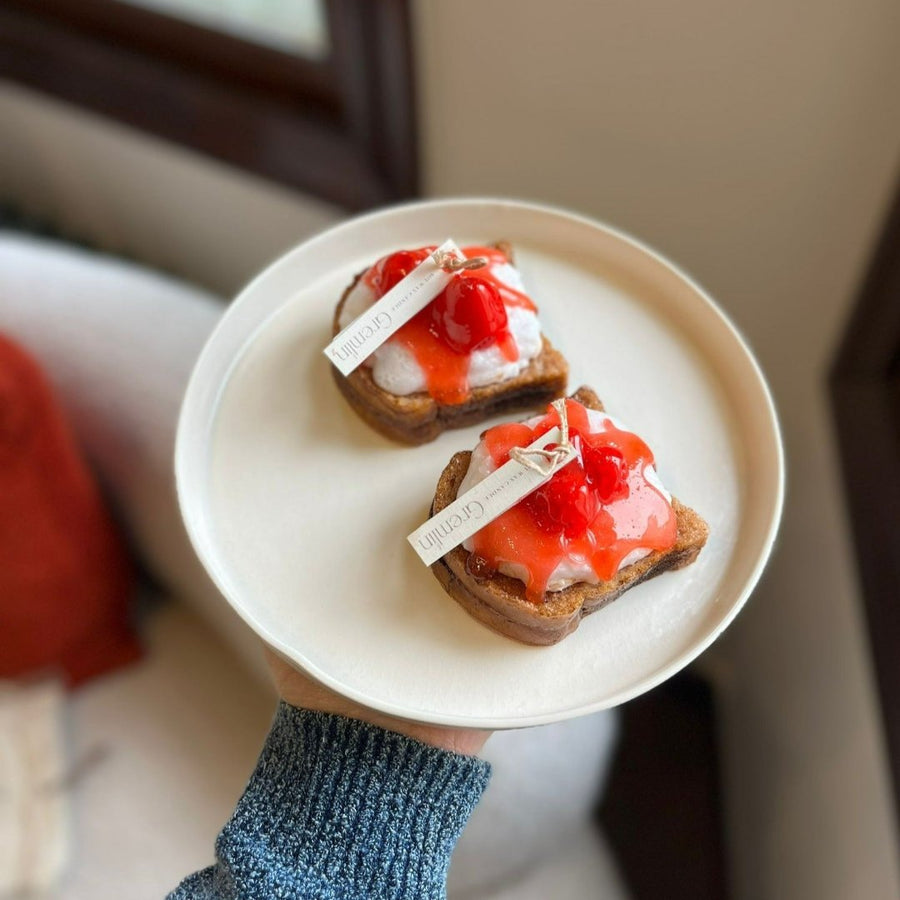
[266,646,490,755]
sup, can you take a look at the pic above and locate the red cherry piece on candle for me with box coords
[523,460,600,539]
[373,248,431,297]
[429,276,509,355]
[583,443,628,502]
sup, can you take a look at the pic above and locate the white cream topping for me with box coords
[338,261,543,396]
[458,408,672,592]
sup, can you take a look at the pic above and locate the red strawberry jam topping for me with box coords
[469,399,677,603]
[362,245,537,405]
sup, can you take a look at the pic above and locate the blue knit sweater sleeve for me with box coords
[167,703,491,900]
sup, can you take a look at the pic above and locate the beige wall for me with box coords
[415,1,900,898]
[2,0,900,895]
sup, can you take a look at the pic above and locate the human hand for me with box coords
[264,647,491,757]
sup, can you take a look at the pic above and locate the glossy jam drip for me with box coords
[362,245,535,404]
[472,399,678,602]
[388,308,476,405]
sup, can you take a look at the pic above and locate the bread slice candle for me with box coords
[331,242,568,444]
[427,387,708,644]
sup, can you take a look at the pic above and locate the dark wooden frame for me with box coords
[830,181,900,829]
[0,0,417,210]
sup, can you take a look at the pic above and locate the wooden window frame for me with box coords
[0,0,418,210]
[830,182,900,832]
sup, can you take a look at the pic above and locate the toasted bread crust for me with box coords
[429,387,710,645]
[331,244,569,445]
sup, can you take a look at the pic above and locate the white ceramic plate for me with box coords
[176,198,783,729]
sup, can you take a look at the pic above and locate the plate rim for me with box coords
[175,196,785,729]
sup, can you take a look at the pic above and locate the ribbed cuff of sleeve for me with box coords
[209,703,491,900]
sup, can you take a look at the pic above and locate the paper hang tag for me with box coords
[408,426,578,567]
[324,238,463,376]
